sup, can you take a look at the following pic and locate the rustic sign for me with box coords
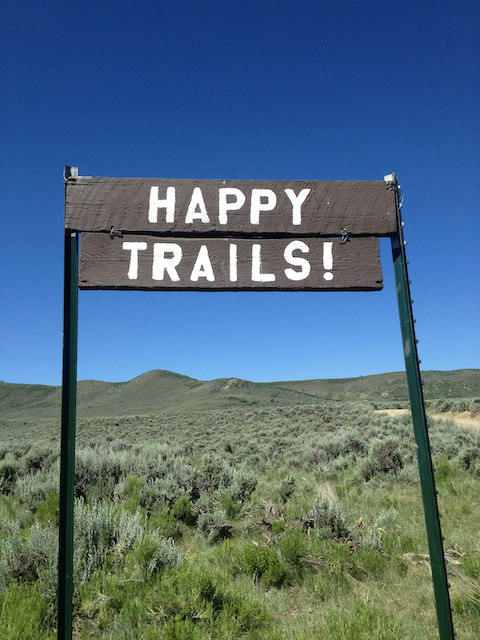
[79,234,383,291]
[62,169,455,640]
[66,177,397,236]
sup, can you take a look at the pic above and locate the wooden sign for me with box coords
[66,177,397,236]
[79,234,383,291]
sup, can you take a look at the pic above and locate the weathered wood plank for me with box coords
[66,178,397,236]
[79,234,383,291]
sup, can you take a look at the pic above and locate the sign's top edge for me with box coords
[67,176,389,184]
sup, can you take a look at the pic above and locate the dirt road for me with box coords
[375,409,480,430]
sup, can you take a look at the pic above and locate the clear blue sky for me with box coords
[1,0,479,386]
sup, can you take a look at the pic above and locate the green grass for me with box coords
[0,581,55,639]
[1,399,480,637]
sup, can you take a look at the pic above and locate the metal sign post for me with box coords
[388,173,454,639]
[58,169,79,640]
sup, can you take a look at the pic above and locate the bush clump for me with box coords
[302,492,350,540]
[197,510,233,543]
[359,439,404,482]
[236,542,288,587]
[0,454,21,494]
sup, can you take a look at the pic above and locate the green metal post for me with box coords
[58,177,79,639]
[390,174,454,639]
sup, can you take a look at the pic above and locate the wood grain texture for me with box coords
[79,234,383,291]
[66,177,397,236]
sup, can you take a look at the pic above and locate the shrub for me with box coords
[0,521,58,603]
[361,508,398,553]
[197,510,232,543]
[0,455,21,495]
[359,439,404,482]
[171,495,195,525]
[457,447,480,473]
[277,474,295,504]
[278,526,308,579]
[201,454,233,492]
[172,562,270,632]
[345,433,367,455]
[23,446,57,474]
[74,446,135,500]
[147,505,178,538]
[140,477,180,511]
[73,498,145,587]
[16,466,59,512]
[238,542,288,587]
[220,494,242,519]
[303,492,350,540]
[228,467,257,503]
[125,473,144,495]
[434,455,458,480]
[271,520,284,535]
[36,491,59,526]
[132,534,185,582]
[471,398,480,417]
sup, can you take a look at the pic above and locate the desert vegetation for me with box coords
[1,398,480,638]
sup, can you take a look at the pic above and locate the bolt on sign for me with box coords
[66,177,397,291]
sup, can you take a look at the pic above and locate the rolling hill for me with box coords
[1,369,479,430]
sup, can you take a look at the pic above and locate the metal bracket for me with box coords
[64,166,79,181]
[340,227,349,244]
[110,227,124,239]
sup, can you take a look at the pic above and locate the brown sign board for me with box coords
[66,177,397,237]
[79,234,383,291]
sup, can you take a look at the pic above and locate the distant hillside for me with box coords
[270,369,480,403]
[1,370,479,433]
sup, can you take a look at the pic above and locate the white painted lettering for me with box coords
[218,188,246,224]
[229,244,238,282]
[251,244,275,282]
[148,187,176,223]
[284,188,311,225]
[250,189,277,225]
[185,187,210,223]
[123,242,147,279]
[152,243,182,281]
[323,241,334,280]
[190,245,215,281]
[284,241,311,281]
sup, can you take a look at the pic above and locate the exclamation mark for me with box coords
[323,242,334,280]
[229,243,238,282]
